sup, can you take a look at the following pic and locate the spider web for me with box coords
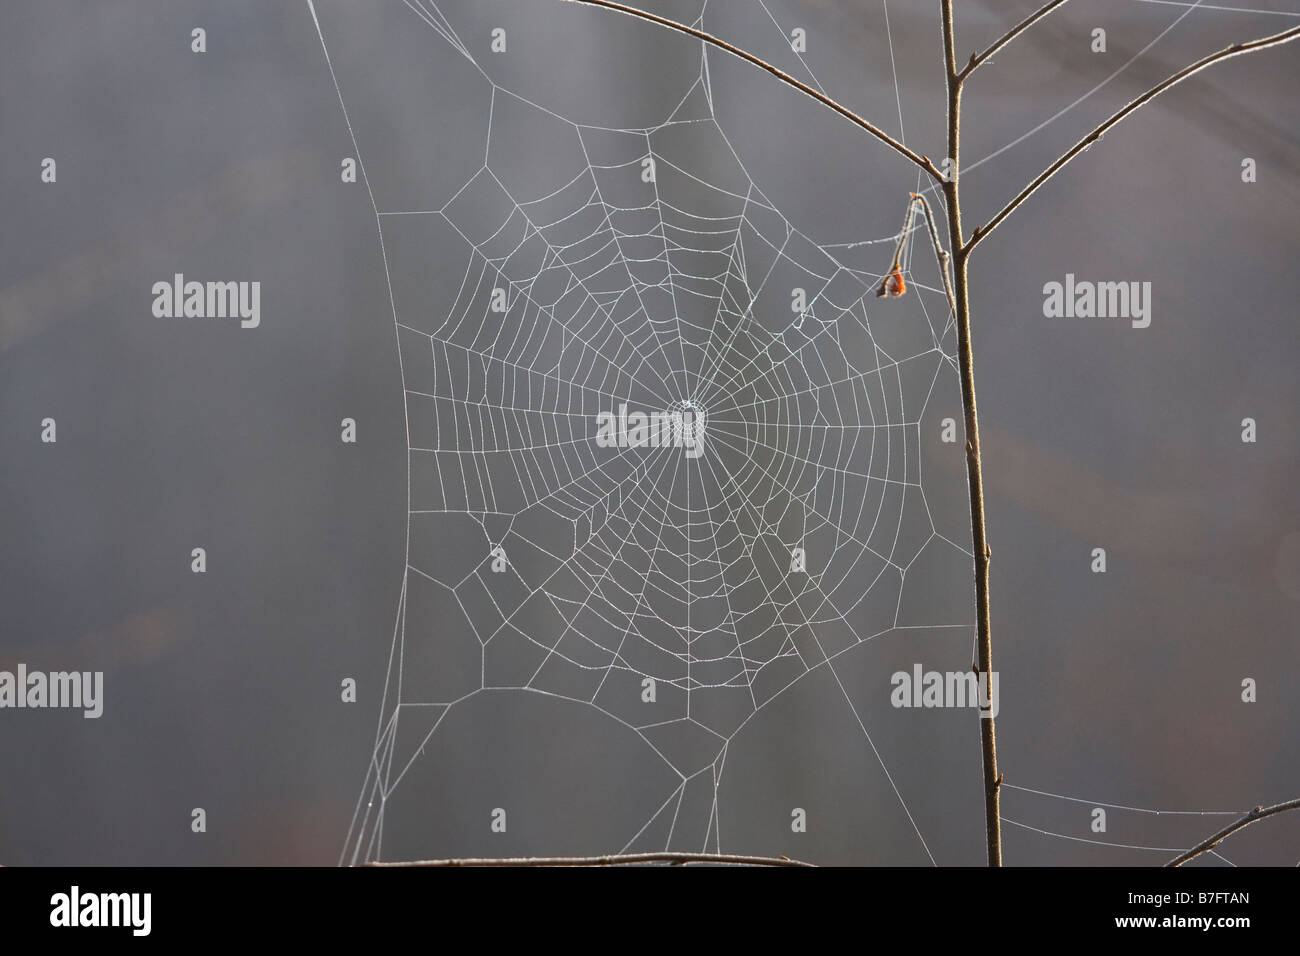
[304,0,1300,868]
[316,0,975,866]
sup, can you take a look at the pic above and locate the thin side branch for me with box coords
[959,0,1072,80]
[968,23,1300,252]
[1166,797,1300,867]
[910,193,958,319]
[879,193,957,318]
[558,0,942,181]
[367,852,816,867]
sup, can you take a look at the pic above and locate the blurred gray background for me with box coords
[1,0,1297,866]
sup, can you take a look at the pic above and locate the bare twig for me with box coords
[877,193,957,319]
[367,851,816,867]
[910,193,958,319]
[941,0,1001,867]
[959,0,1072,80]
[1166,797,1300,867]
[968,23,1300,251]
[558,0,942,180]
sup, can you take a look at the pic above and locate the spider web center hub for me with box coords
[667,398,706,453]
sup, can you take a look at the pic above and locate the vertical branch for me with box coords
[941,0,1002,867]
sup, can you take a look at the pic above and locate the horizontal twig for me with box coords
[366,851,815,867]
[1166,797,1300,867]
